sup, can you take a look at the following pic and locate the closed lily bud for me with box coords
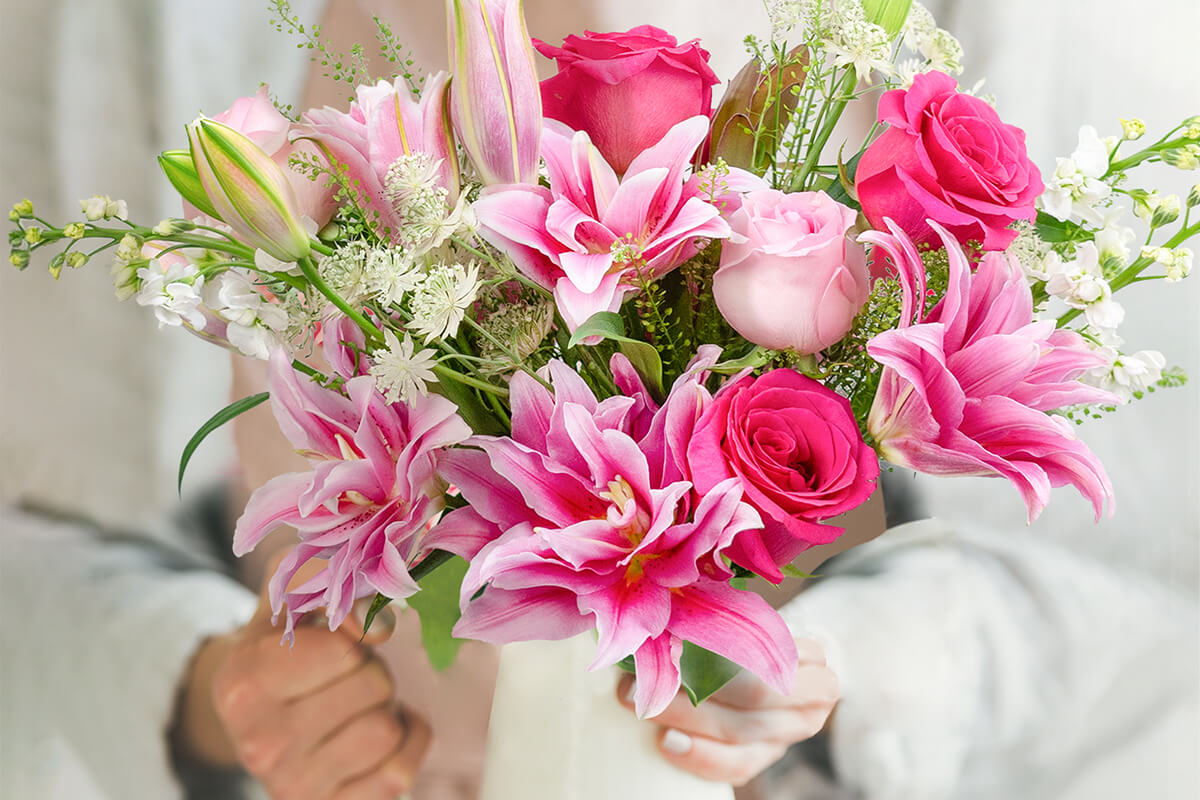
[861,0,914,36]
[708,48,807,170]
[186,118,312,262]
[158,149,222,221]
[447,0,541,185]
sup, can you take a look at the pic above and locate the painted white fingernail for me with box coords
[624,679,638,704]
[661,728,693,755]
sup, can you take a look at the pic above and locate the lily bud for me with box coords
[861,0,914,36]
[159,150,222,220]
[707,48,807,170]
[186,118,312,262]
[447,0,541,185]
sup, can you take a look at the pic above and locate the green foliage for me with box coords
[178,392,269,494]
[569,311,666,401]
[408,555,471,671]
[821,277,905,434]
[268,0,373,101]
[680,641,742,706]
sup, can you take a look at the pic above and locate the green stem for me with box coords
[792,69,858,191]
[1108,135,1191,174]
[1057,220,1200,327]
[297,256,382,346]
[432,364,508,398]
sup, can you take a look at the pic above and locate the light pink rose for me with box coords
[534,26,720,174]
[713,189,868,353]
[856,71,1043,252]
[197,86,337,230]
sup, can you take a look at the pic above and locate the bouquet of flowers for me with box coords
[9,0,1196,721]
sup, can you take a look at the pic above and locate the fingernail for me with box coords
[661,728,693,755]
[624,679,638,705]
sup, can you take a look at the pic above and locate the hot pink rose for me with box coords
[687,369,880,582]
[713,189,868,354]
[201,86,337,230]
[856,71,1043,251]
[533,26,719,174]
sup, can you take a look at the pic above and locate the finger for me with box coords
[247,624,370,700]
[282,705,413,799]
[619,681,822,746]
[286,657,395,758]
[329,712,432,800]
[656,728,786,787]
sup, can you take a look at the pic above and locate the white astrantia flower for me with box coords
[369,329,439,405]
[363,246,422,305]
[203,268,289,360]
[319,242,370,304]
[1004,220,1053,284]
[136,258,206,329]
[409,262,481,341]
[1083,346,1166,405]
[1043,242,1125,331]
[827,1,894,81]
[899,3,962,76]
[765,0,833,43]
[384,153,471,256]
[1042,126,1112,224]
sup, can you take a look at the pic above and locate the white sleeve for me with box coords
[0,507,257,800]
[780,519,1199,800]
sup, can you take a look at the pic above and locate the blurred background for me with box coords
[2,1,1196,798]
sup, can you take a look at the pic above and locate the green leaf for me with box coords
[861,0,913,35]
[408,554,471,671]
[361,593,392,637]
[709,346,773,374]
[1034,210,1089,243]
[680,641,742,706]
[178,392,268,494]
[782,564,818,579]
[568,311,665,399]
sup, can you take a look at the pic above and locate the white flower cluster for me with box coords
[369,329,438,404]
[409,262,481,341]
[385,153,474,257]
[1142,245,1193,282]
[1042,126,1113,224]
[1037,243,1125,332]
[826,1,893,81]
[1082,346,1166,405]
[897,2,963,83]
[764,0,835,44]
[203,268,290,360]
[135,256,206,330]
[111,233,146,300]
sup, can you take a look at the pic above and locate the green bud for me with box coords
[1188,183,1200,208]
[24,226,43,244]
[861,0,914,36]
[9,249,30,269]
[48,252,65,279]
[63,222,86,239]
[1182,116,1200,140]
[158,149,222,220]
[1119,117,1146,141]
[1162,143,1200,170]
[66,251,88,269]
[10,198,34,219]
[8,229,25,247]
[8,209,18,222]
[1151,194,1182,227]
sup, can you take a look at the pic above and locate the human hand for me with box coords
[615,638,838,787]
[176,561,430,799]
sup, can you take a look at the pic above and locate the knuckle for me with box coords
[238,729,287,776]
[212,676,253,720]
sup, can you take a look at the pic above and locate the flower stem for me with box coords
[297,256,382,346]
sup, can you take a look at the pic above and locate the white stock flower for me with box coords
[1043,242,1125,330]
[1143,245,1194,282]
[203,269,289,360]
[1041,126,1111,223]
[409,262,481,341]
[1083,347,1166,405]
[1094,219,1135,271]
[369,329,438,404]
[79,195,128,221]
[136,257,206,329]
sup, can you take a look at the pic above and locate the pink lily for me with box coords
[446,0,542,185]
[233,349,471,640]
[864,220,1117,521]
[437,352,798,718]
[294,73,457,240]
[474,116,731,331]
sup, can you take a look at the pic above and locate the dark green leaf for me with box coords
[568,311,665,399]
[408,554,470,671]
[361,593,392,636]
[178,392,268,494]
[680,641,742,705]
[1034,210,1089,243]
